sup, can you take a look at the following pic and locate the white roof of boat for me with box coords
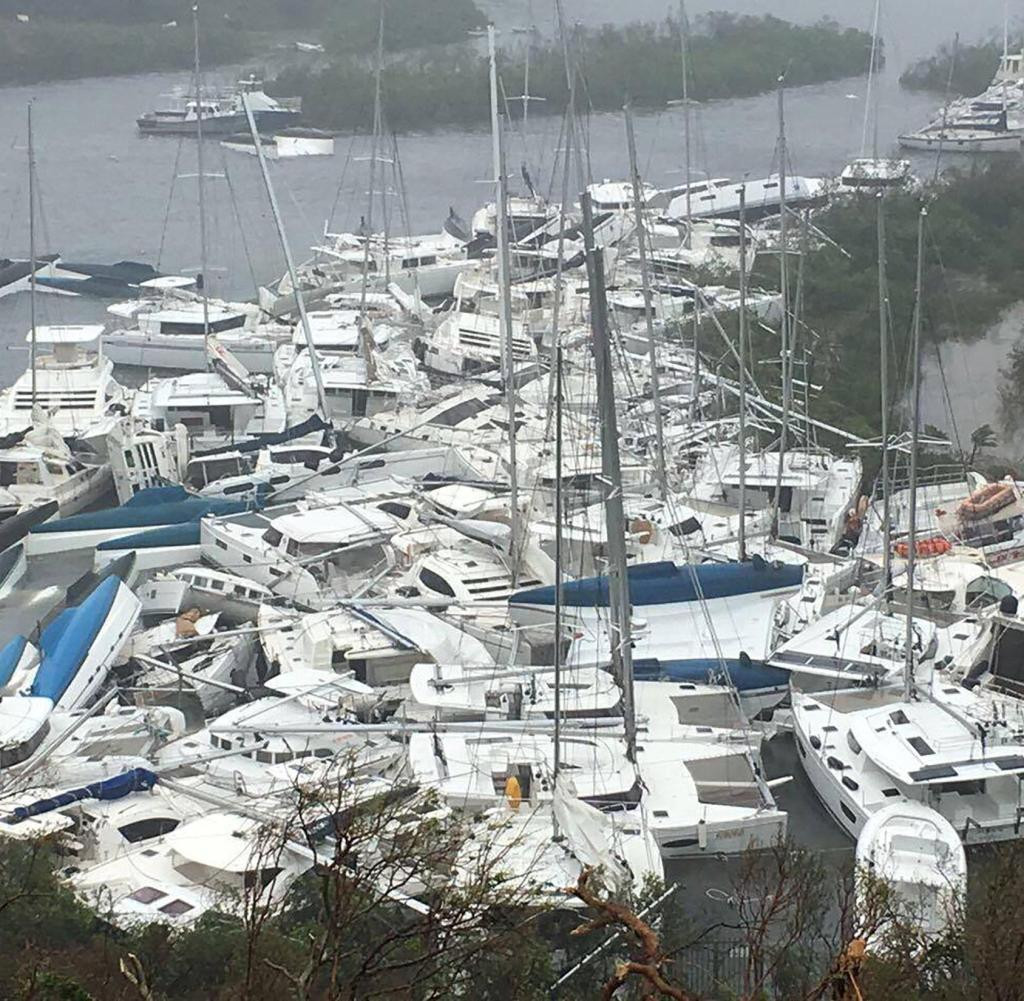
[852,700,1024,786]
[150,373,253,406]
[588,180,655,204]
[25,324,103,345]
[272,504,397,543]
[165,814,265,871]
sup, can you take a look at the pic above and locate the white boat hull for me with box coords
[58,580,141,711]
[898,131,1022,153]
[102,333,277,374]
[94,543,202,574]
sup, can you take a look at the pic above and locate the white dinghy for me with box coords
[856,801,966,942]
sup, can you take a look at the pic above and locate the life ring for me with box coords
[957,482,1016,522]
[629,518,655,545]
[894,537,951,559]
[505,775,522,812]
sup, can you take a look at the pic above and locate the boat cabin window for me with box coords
[419,568,457,598]
[270,449,325,467]
[432,397,495,427]
[296,541,343,557]
[847,732,862,755]
[262,527,284,547]
[378,501,412,520]
[12,462,41,486]
[244,866,283,890]
[965,576,1013,610]
[119,817,181,843]
[908,737,935,756]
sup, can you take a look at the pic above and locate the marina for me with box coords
[1,0,1024,996]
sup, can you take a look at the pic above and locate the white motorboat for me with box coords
[102,300,288,374]
[201,487,411,605]
[0,325,129,443]
[856,801,966,942]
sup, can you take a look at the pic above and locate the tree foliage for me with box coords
[900,39,1005,96]
[739,161,1024,444]
[270,14,875,133]
[323,0,486,56]
[0,20,250,85]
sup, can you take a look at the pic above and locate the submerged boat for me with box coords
[221,128,334,158]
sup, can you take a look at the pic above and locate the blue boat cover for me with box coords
[634,656,789,693]
[31,496,250,535]
[32,575,121,702]
[0,634,28,689]
[124,485,190,507]
[509,560,804,609]
[8,767,158,823]
[96,522,201,551]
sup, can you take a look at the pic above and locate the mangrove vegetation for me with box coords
[269,14,876,133]
[739,160,1024,450]
[899,38,1004,96]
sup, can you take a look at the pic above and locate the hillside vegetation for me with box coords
[270,13,876,132]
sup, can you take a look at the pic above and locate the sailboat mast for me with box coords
[772,75,792,537]
[904,207,926,702]
[878,194,893,592]
[489,25,521,582]
[359,2,386,318]
[553,344,564,779]
[861,0,882,158]
[737,185,748,561]
[582,192,636,760]
[192,4,210,359]
[678,0,693,234]
[625,103,667,497]
[27,103,37,407]
[240,98,328,419]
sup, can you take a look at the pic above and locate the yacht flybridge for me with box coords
[0,325,129,442]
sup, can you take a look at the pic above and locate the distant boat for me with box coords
[137,77,301,137]
[0,254,60,300]
[221,128,335,159]
[34,260,177,299]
